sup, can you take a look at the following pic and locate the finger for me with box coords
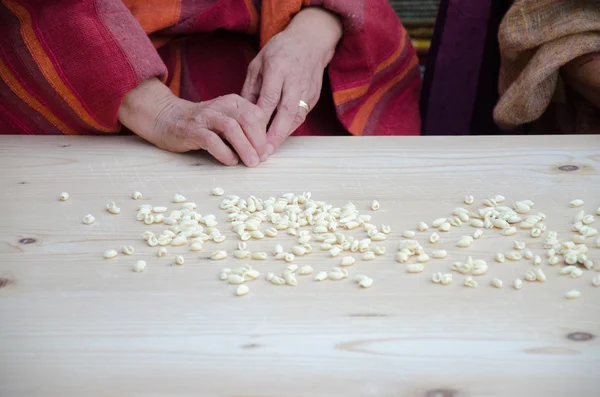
[287,100,310,137]
[266,81,303,154]
[241,60,262,104]
[192,128,239,167]
[227,99,269,162]
[287,86,319,138]
[256,65,284,124]
[206,112,260,167]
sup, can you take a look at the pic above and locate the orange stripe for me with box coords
[243,0,258,34]
[260,0,303,47]
[151,36,173,50]
[375,29,406,73]
[0,57,78,135]
[4,0,115,132]
[123,0,181,35]
[348,55,418,135]
[168,43,182,97]
[333,83,370,105]
[333,31,407,106]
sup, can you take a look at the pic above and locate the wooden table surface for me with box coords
[1,135,599,397]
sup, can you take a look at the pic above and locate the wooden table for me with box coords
[1,135,599,397]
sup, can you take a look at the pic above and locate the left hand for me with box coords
[241,7,343,155]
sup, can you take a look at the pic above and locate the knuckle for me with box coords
[241,110,259,126]
[293,112,306,126]
[279,102,294,115]
[201,131,220,148]
[192,130,209,150]
[212,95,232,109]
[251,105,265,120]
[182,111,218,149]
[248,59,261,75]
[231,95,243,109]
[221,94,238,104]
[274,128,289,140]
[223,118,240,135]
[176,122,200,152]
[264,58,281,72]
[261,89,280,107]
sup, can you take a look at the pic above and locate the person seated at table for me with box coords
[494,0,600,133]
[0,0,421,166]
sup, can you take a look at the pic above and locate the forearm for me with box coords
[0,0,166,134]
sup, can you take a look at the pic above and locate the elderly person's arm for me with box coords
[243,0,421,148]
[0,0,267,167]
[1,0,420,161]
[119,6,342,164]
[0,0,167,135]
[241,7,343,154]
[0,0,166,134]
[118,78,268,167]
[122,0,421,160]
[120,6,343,164]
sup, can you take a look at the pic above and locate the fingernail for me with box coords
[267,144,275,155]
[260,152,269,162]
[249,155,259,167]
[231,158,239,166]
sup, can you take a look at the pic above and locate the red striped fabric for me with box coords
[0,0,420,136]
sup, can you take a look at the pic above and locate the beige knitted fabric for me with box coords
[494,0,600,131]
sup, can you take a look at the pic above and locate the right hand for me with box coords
[118,78,268,167]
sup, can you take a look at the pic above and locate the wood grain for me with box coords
[1,135,600,397]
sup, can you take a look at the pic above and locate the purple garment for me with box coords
[421,0,517,135]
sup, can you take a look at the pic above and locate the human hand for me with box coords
[118,78,268,167]
[562,52,600,109]
[241,7,343,155]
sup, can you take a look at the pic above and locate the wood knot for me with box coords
[558,165,579,172]
[241,343,262,349]
[59,144,71,148]
[19,238,37,244]
[18,181,28,185]
[0,277,12,289]
[567,332,594,341]
[426,389,459,397]
[349,313,388,317]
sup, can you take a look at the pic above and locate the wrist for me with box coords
[287,7,343,63]
[118,78,174,140]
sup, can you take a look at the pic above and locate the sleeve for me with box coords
[494,0,600,129]
[0,0,167,135]
[260,0,421,136]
